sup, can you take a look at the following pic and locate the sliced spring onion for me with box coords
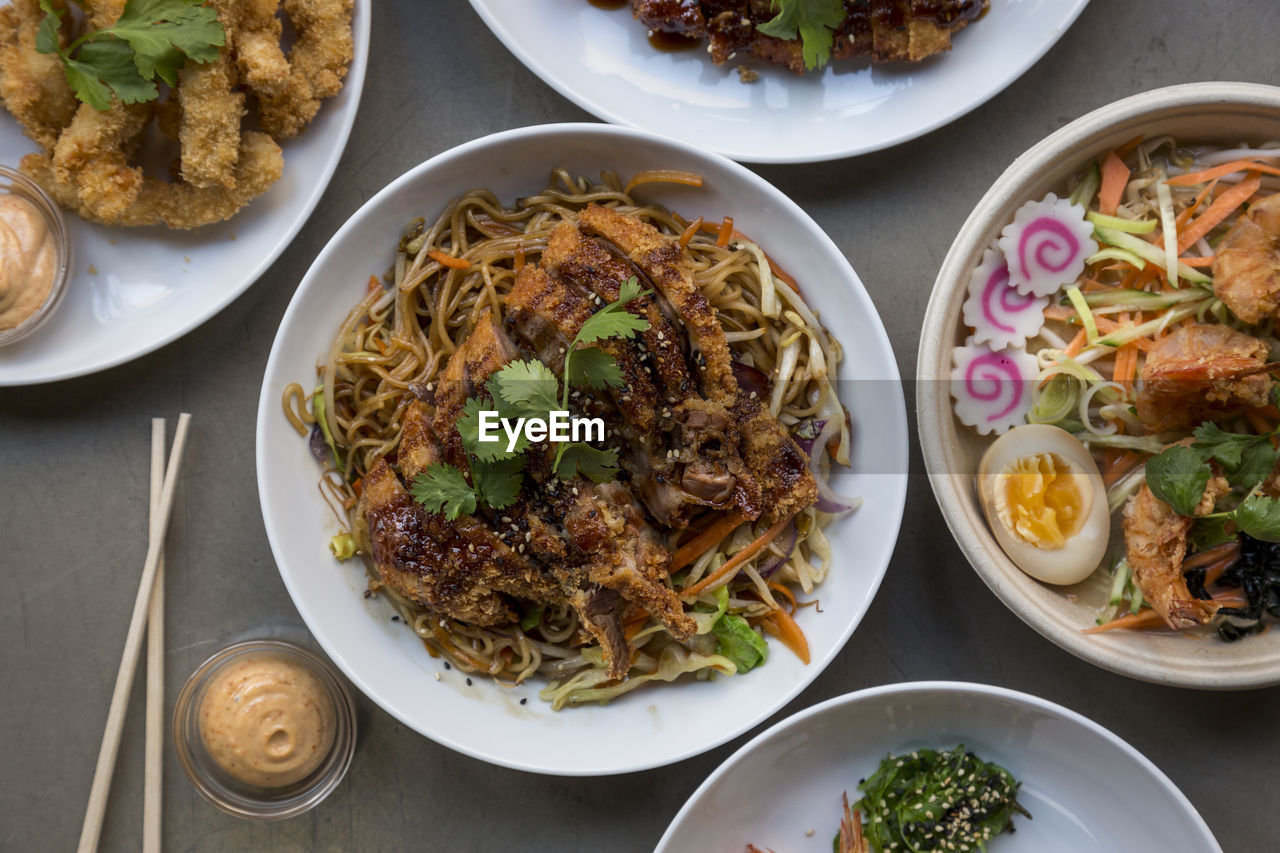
[1093,227,1212,285]
[1028,374,1079,425]
[1155,181,1179,289]
[1085,246,1149,270]
[1073,287,1211,309]
[1086,211,1158,234]
[1093,300,1208,347]
[1064,285,1098,343]
[1129,582,1146,615]
[1076,432,1175,454]
[1108,463,1147,514]
[1069,162,1101,208]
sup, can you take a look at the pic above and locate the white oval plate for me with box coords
[0,2,370,386]
[657,681,1221,852]
[467,0,1089,164]
[256,123,908,775]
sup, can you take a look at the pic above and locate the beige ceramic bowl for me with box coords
[919,82,1280,690]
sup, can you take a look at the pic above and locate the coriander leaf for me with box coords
[135,43,186,86]
[572,277,650,347]
[457,396,518,461]
[75,39,157,104]
[490,359,559,418]
[1192,422,1247,468]
[35,1,62,55]
[410,464,477,520]
[554,443,618,483]
[61,59,115,111]
[756,0,845,71]
[472,456,525,511]
[712,613,768,673]
[1234,440,1279,489]
[565,346,622,391]
[1145,445,1212,517]
[110,0,225,67]
[1230,494,1280,542]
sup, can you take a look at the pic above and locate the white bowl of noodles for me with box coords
[919,82,1280,690]
[257,123,908,774]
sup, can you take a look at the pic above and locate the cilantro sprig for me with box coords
[36,0,225,111]
[756,0,845,71]
[1144,422,1280,542]
[410,278,650,520]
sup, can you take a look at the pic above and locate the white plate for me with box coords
[467,0,1089,164]
[0,3,370,386]
[256,123,909,775]
[657,681,1221,852]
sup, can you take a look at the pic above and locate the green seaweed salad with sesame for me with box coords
[838,745,1030,852]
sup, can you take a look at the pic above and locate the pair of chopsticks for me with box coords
[77,415,192,853]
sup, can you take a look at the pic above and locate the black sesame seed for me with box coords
[466,678,473,686]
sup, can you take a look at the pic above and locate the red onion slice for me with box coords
[758,522,798,578]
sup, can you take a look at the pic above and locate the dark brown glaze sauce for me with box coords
[647,29,702,52]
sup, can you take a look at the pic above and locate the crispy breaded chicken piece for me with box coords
[0,0,78,151]
[48,102,151,223]
[360,457,545,626]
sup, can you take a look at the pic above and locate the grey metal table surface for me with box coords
[3,1,1279,850]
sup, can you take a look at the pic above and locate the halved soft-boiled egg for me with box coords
[976,424,1110,586]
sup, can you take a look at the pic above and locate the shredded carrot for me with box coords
[1082,608,1165,634]
[1103,450,1145,488]
[366,275,381,293]
[1178,256,1214,267]
[760,608,810,664]
[1184,542,1240,572]
[428,249,471,269]
[682,514,795,596]
[1064,328,1088,357]
[514,243,525,271]
[1204,553,1239,587]
[1113,134,1144,160]
[670,511,745,573]
[1165,159,1280,187]
[1117,342,1140,392]
[623,169,704,194]
[766,581,797,613]
[1098,151,1131,216]
[1177,172,1262,252]
[716,216,734,248]
[678,216,703,249]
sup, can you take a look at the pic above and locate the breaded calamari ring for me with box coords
[235,0,291,97]
[0,0,79,151]
[176,0,244,189]
[257,0,354,139]
[177,54,245,189]
[48,101,150,223]
[22,131,283,229]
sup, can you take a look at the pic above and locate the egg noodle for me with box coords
[283,170,853,706]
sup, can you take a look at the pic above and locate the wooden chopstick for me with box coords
[142,419,166,853]
[77,413,191,853]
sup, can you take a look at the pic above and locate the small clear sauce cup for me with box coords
[0,164,72,347]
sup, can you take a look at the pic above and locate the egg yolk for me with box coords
[993,453,1086,549]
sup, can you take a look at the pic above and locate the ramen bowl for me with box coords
[919,82,1280,690]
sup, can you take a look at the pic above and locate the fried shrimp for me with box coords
[1135,323,1275,432]
[1213,193,1280,324]
[1123,478,1227,630]
[0,0,79,151]
[256,0,355,139]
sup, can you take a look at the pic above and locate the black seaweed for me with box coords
[1214,534,1280,641]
